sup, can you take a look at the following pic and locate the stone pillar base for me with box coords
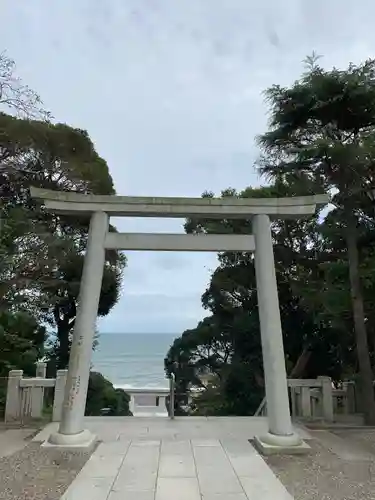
[253,432,310,455]
[42,429,97,449]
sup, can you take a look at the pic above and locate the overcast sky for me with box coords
[2,1,375,333]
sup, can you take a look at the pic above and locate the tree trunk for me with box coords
[57,321,72,370]
[346,213,375,424]
[289,347,312,378]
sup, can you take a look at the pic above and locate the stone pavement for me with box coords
[33,416,311,443]
[61,438,293,500]
[33,417,307,499]
[32,417,313,499]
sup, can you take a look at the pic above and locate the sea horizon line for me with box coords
[98,331,178,335]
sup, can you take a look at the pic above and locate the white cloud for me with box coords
[3,0,375,333]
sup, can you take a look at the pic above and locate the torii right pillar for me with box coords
[253,214,310,454]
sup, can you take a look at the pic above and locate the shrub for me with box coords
[85,371,132,416]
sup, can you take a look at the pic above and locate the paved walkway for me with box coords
[61,438,293,500]
[34,416,311,443]
[31,418,307,499]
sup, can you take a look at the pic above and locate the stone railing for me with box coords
[288,377,334,421]
[124,387,169,417]
[255,377,335,421]
[5,365,67,423]
[7,368,362,423]
[289,378,374,420]
[331,380,370,416]
[5,369,172,422]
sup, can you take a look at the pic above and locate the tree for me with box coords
[166,180,354,415]
[85,372,131,416]
[188,183,346,375]
[0,310,46,417]
[258,57,375,423]
[47,252,125,369]
[0,111,124,369]
[0,51,50,120]
[0,53,126,411]
[0,310,46,377]
[0,112,115,308]
[165,315,263,416]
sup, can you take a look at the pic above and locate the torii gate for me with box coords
[31,187,328,453]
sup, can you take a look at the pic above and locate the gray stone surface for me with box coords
[31,186,329,219]
[253,435,311,455]
[253,214,296,441]
[60,436,292,500]
[0,441,92,500]
[33,416,311,443]
[57,211,108,441]
[265,429,375,500]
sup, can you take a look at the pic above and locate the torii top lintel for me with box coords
[30,187,329,219]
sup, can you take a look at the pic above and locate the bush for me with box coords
[85,371,132,416]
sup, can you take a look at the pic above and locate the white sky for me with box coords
[2,0,375,333]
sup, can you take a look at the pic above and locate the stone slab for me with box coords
[108,492,155,500]
[193,440,244,495]
[240,476,293,499]
[41,428,97,450]
[155,477,201,500]
[161,439,192,455]
[191,438,221,447]
[113,468,157,491]
[201,495,248,500]
[77,454,124,479]
[159,454,196,477]
[51,430,296,500]
[253,435,311,455]
[32,416,311,443]
[221,439,294,499]
[62,476,113,500]
[95,439,131,456]
[193,444,230,467]
[197,466,243,495]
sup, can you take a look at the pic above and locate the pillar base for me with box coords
[42,429,97,449]
[253,432,310,455]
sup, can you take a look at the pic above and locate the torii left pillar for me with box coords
[47,211,108,447]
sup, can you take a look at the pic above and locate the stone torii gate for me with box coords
[31,187,328,453]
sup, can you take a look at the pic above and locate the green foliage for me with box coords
[0,310,46,417]
[0,109,125,370]
[0,111,116,311]
[190,382,228,416]
[0,310,46,377]
[165,176,364,416]
[85,372,131,416]
[0,58,128,422]
[45,251,125,369]
[258,56,375,424]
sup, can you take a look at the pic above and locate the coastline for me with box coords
[92,332,176,390]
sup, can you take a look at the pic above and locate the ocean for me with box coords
[91,333,177,389]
